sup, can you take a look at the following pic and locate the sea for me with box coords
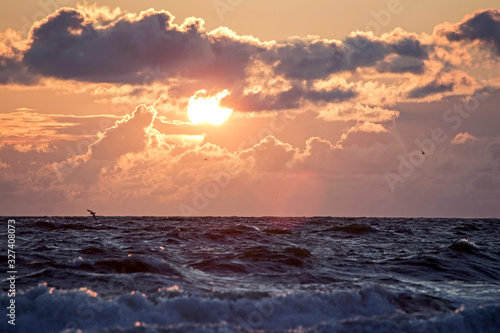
[1,216,500,333]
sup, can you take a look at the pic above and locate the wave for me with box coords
[262,227,292,235]
[34,219,91,230]
[454,224,481,232]
[189,244,314,275]
[79,246,108,255]
[2,284,499,333]
[326,222,380,234]
[54,255,182,276]
[239,245,313,269]
[450,238,480,254]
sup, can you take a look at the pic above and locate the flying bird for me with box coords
[87,209,97,220]
[422,151,425,155]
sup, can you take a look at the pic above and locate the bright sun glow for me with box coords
[187,89,233,125]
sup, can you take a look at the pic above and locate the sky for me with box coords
[0,1,499,217]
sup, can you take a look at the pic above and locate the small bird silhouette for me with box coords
[422,151,425,155]
[87,209,97,220]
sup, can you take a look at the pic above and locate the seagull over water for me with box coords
[87,209,97,220]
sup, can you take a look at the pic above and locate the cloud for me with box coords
[442,9,500,55]
[318,103,400,122]
[431,46,472,67]
[13,143,53,153]
[204,27,266,86]
[55,104,157,184]
[1,5,496,116]
[0,111,79,143]
[337,121,392,148]
[0,29,38,85]
[0,55,37,85]
[376,55,425,74]
[1,104,500,216]
[267,32,428,81]
[14,107,35,111]
[389,32,428,58]
[0,111,119,146]
[23,8,214,83]
[2,4,500,216]
[75,3,123,24]
[222,82,356,111]
[1,7,429,107]
[239,135,297,171]
[299,137,403,179]
[408,81,454,99]
[408,70,474,99]
[297,136,337,172]
[346,121,389,133]
[87,104,156,160]
[451,132,478,144]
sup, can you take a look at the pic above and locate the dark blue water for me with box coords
[1,217,500,332]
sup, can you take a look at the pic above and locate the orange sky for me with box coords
[1,1,499,216]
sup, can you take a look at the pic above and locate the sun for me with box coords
[187,89,233,125]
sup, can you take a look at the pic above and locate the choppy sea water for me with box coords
[1,216,500,333]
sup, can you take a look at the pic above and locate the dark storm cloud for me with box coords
[23,9,214,83]
[17,7,430,86]
[408,69,474,99]
[0,36,38,85]
[444,9,500,54]
[268,40,350,80]
[391,37,427,58]
[408,81,454,98]
[376,56,425,74]
[0,55,38,85]
[221,84,356,111]
[203,30,266,86]
[2,6,477,112]
[268,34,428,80]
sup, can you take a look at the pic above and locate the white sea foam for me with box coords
[2,284,499,333]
